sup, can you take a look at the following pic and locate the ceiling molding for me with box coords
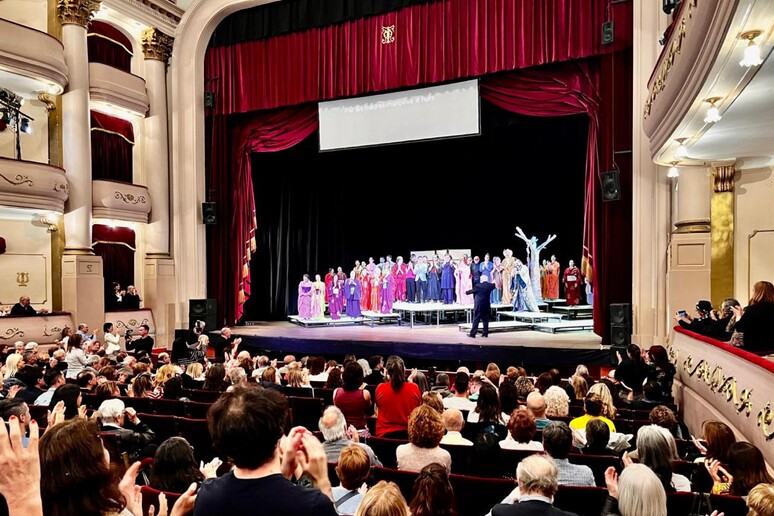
[101,0,182,37]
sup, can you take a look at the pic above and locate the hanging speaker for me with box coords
[610,326,631,348]
[189,298,217,317]
[204,91,216,108]
[602,21,615,46]
[202,202,217,225]
[600,169,621,202]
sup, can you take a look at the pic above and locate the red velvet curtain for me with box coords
[88,21,133,72]
[208,106,319,323]
[91,111,134,182]
[205,0,632,115]
[93,224,136,300]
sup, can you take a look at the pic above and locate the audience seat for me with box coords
[99,431,127,467]
[707,493,748,515]
[553,485,608,516]
[140,486,181,515]
[327,462,339,486]
[567,453,620,487]
[138,413,177,445]
[176,418,214,462]
[28,405,49,428]
[185,401,212,419]
[671,459,697,479]
[449,472,514,516]
[282,387,315,399]
[288,397,324,431]
[666,492,700,515]
[186,389,221,403]
[152,398,187,416]
[365,417,377,436]
[498,449,539,478]
[120,396,153,414]
[365,436,407,469]
[369,466,417,502]
[439,443,472,474]
[315,387,335,407]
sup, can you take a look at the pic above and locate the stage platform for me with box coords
[553,305,593,319]
[534,320,594,333]
[458,321,533,334]
[497,311,564,323]
[232,321,607,366]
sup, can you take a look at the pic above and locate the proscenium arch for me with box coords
[170,0,279,327]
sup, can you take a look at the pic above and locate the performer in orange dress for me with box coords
[546,255,561,300]
[359,269,371,311]
[370,269,382,311]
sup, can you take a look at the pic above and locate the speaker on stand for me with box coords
[189,298,218,331]
[609,303,631,363]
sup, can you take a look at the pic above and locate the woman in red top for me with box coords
[375,356,421,438]
[334,362,372,438]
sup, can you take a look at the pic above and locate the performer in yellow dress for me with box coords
[500,249,516,305]
[311,274,326,319]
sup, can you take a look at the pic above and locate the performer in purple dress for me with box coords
[297,274,313,319]
[327,278,343,320]
[380,272,395,313]
[440,254,456,304]
[345,271,362,317]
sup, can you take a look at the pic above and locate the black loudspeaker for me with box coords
[189,315,218,332]
[189,298,217,317]
[600,169,621,201]
[610,303,631,326]
[610,326,631,348]
[202,202,217,225]
[204,91,216,108]
[601,21,615,45]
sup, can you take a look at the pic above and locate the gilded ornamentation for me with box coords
[16,272,29,287]
[114,191,147,205]
[42,326,63,337]
[141,28,174,63]
[53,181,69,195]
[381,25,395,45]
[684,355,753,415]
[0,328,24,340]
[56,0,102,27]
[115,318,149,330]
[0,173,33,187]
[37,93,56,112]
[758,402,774,440]
[644,0,699,118]
[713,165,735,193]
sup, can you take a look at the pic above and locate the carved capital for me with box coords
[712,165,736,193]
[57,0,102,27]
[37,93,56,112]
[141,28,174,63]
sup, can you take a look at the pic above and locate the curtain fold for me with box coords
[208,106,319,323]
[92,224,136,303]
[206,0,631,115]
[88,20,133,72]
[90,111,134,182]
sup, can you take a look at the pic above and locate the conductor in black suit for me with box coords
[466,275,496,338]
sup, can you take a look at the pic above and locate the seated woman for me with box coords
[94,381,121,407]
[645,345,676,400]
[150,436,208,494]
[48,383,83,420]
[544,385,570,418]
[396,405,451,472]
[634,425,691,492]
[747,483,774,516]
[691,420,736,464]
[409,463,456,516]
[467,384,506,431]
[499,408,543,451]
[355,481,409,516]
[570,392,617,432]
[588,382,617,420]
[282,368,314,396]
[707,441,773,496]
[731,280,774,351]
[333,445,371,515]
[582,418,617,456]
[258,366,282,391]
[182,362,205,389]
[202,363,229,392]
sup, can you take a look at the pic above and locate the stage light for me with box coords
[19,118,31,134]
[674,138,688,159]
[667,161,680,178]
[703,97,722,124]
[739,30,764,68]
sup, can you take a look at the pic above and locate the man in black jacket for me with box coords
[466,276,496,338]
[9,296,46,316]
[126,324,153,357]
[490,454,578,515]
[97,398,155,460]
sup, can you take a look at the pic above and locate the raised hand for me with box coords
[0,416,42,515]
[604,467,619,498]
[117,461,143,516]
[170,482,198,516]
[6,385,22,399]
[200,457,223,478]
[47,400,66,429]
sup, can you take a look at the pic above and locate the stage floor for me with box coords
[232,321,608,366]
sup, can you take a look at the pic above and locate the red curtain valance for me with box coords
[205,0,632,115]
[93,224,136,247]
[91,111,135,143]
[88,20,133,73]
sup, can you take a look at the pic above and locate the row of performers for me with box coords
[296,253,587,319]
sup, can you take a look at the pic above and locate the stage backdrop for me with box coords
[205,0,633,341]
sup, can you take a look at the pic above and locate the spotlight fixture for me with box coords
[739,30,764,68]
[667,161,680,178]
[19,118,31,134]
[703,97,722,124]
[674,138,689,159]
[0,88,35,159]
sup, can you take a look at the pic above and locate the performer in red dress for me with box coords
[563,259,583,306]
[392,256,408,302]
[324,268,335,303]
[359,269,371,311]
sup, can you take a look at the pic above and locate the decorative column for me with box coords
[141,28,175,348]
[58,0,105,329]
[710,162,736,307]
[667,166,711,321]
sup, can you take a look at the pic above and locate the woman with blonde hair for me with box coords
[747,483,774,516]
[154,364,177,386]
[355,481,409,516]
[571,374,589,400]
[604,463,667,516]
[589,382,617,419]
[544,385,570,417]
[2,353,24,380]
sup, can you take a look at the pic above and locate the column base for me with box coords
[64,247,94,255]
[667,231,711,322]
[62,254,104,333]
[144,256,176,349]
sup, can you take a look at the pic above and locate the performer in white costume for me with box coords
[513,259,539,312]
[515,226,556,304]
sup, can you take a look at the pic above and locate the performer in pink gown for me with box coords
[311,274,325,319]
[297,274,313,319]
[392,256,408,302]
[456,256,474,305]
[563,259,583,306]
[366,257,377,274]
[380,271,395,313]
[546,255,561,300]
[327,277,343,320]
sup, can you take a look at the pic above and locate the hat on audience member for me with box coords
[696,300,713,312]
[24,342,38,351]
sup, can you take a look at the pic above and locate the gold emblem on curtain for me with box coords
[381,25,395,45]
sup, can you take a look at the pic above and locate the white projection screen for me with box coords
[318,80,480,151]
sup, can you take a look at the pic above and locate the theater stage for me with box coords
[233,321,609,368]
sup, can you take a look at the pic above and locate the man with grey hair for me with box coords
[431,373,451,398]
[489,454,578,515]
[542,421,594,487]
[318,406,381,466]
[440,408,472,446]
[98,398,155,459]
[211,327,242,362]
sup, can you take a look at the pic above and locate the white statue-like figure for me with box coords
[515,227,556,304]
[513,259,539,312]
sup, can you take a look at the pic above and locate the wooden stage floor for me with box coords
[232,321,608,366]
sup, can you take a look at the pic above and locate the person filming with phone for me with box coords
[675,300,715,335]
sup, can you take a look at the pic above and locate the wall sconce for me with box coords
[703,97,722,124]
[739,30,764,68]
[39,213,59,233]
[667,161,680,178]
[674,138,689,159]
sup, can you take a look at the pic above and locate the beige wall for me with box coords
[0,101,50,163]
[734,166,774,304]
[0,216,53,311]
[0,0,47,31]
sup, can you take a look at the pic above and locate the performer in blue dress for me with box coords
[426,257,441,303]
[344,271,362,317]
[440,254,456,304]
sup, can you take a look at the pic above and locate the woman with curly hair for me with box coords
[544,385,570,417]
[396,405,451,472]
[409,463,456,516]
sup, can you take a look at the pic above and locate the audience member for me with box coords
[64,334,88,379]
[422,392,444,414]
[708,441,773,496]
[602,463,666,516]
[570,393,616,432]
[542,421,594,487]
[0,398,30,447]
[364,355,385,385]
[544,386,570,418]
[354,481,409,516]
[490,454,578,515]
[319,406,381,466]
[747,483,774,516]
[333,445,370,515]
[440,408,473,446]
[334,362,371,436]
[396,405,451,472]
[10,296,45,316]
[582,419,615,456]
[588,382,617,420]
[635,425,690,492]
[570,375,588,401]
[733,280,774,351]
[375,356,421,438]
[126,324,154,357]
[534,372,553,395]
[644,345,675,400]
[526,391,552,430]
[34,369,65,406]
[211,327,241,362]
[615,344,648,396]
[676,299,715,335]
[693,420,736,464]
[443,372,476,411]
[203,363,228,392]
[500,409,543,451]
[150,436,210,493]
[325,368,343,389]
[409,463,456,516]
[48,383,82,420]
[97,398,156,461]
[431,373,451,398]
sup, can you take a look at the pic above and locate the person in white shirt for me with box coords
[440,408,473,446]
[442,372,477,412]
[103,322,122,356]
[76,323,98,342]
[500,408,544,451]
